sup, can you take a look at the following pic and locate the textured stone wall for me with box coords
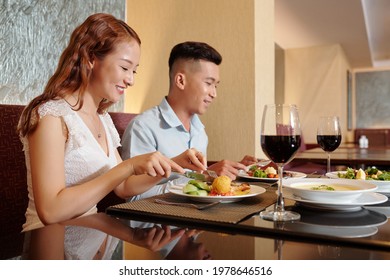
[0,0,125,111]
[356,70,390,128]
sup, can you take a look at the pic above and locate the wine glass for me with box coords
[260,104,302,221]
[316,116,342,174]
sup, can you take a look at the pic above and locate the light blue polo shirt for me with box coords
[121,97,208,160]
[120,97,208,199]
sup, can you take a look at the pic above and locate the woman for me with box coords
[18,13,206,259]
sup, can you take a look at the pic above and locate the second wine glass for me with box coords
[316,116,342,173]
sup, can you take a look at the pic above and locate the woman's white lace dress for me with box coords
[21,99,121,259]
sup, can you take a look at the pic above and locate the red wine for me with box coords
[317,135,341,152]
[261,135,301,164]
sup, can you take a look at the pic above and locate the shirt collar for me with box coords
[159,97,204,132]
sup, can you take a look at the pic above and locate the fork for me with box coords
[205,170,218,179]
[154,199,221,210]
[255,159,271,167]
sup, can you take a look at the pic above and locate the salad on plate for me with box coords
[238,164,306,181]
[336,167,390,181]
[326,167,390,194]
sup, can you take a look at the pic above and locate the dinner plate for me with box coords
[237,169,306,181]
[283,178,377,203]
[326,171,390,194]
[167,184,266,203]
[283,188,388,211]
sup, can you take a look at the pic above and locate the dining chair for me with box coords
[0,104,28,259]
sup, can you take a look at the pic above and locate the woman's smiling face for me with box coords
[87,40,141,103]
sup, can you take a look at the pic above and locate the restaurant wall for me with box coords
[0,0,125,111]
[125,0,274,162]
[283,44,351,144]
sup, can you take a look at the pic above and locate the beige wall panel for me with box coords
[254,0,274,159]
[125,0,275,161]
[284,44,350,144]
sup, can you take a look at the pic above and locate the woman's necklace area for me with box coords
[80,110,103,139]
[91,114,102,139]
[71,95,103,139]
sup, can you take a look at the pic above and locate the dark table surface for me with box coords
[22,176,390,260]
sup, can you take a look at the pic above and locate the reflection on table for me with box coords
[23,213,210,260]
[22,180,390,260]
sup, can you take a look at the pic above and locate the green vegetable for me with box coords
[253,169,267,178]
[185,172,206,181]
[183,180,212,196]
[378,172,390,181]
[311,185,335,191]
[187,180,211,191]
[196,190,208,196]
[249,165,258,171]
[338,167,356,179]
[366,166,378,175]
[183,184,199,194]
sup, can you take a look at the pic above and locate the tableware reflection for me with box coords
[24,213,210,260]
[282,206,387,238]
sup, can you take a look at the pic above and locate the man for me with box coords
[121,41,256,200]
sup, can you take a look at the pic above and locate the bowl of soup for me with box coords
[283,178,377,203]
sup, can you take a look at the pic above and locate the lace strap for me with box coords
[37,99,73,118]
[102,113,121,148]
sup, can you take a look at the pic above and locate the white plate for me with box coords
[283,188,388,211]
[237,169,306,181]
[326,171,390,194]
[283,178,377,203]
[167,184,266,203]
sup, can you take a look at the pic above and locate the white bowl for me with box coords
[283,178,377,203]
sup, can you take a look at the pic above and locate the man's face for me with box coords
[183,60,220,115]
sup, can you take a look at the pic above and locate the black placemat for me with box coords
[107,188,276,224]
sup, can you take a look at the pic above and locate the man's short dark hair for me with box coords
[168,41,222,72]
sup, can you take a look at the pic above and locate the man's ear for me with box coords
[175,73,186,90]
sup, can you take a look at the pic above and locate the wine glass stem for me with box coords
[275,165,285,212]
[327,152,331,173]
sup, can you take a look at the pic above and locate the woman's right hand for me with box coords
[128,151,185,178]
[131,225,185,252]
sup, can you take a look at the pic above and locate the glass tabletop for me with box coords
[106,182,390,255]
[18,177,390,260]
